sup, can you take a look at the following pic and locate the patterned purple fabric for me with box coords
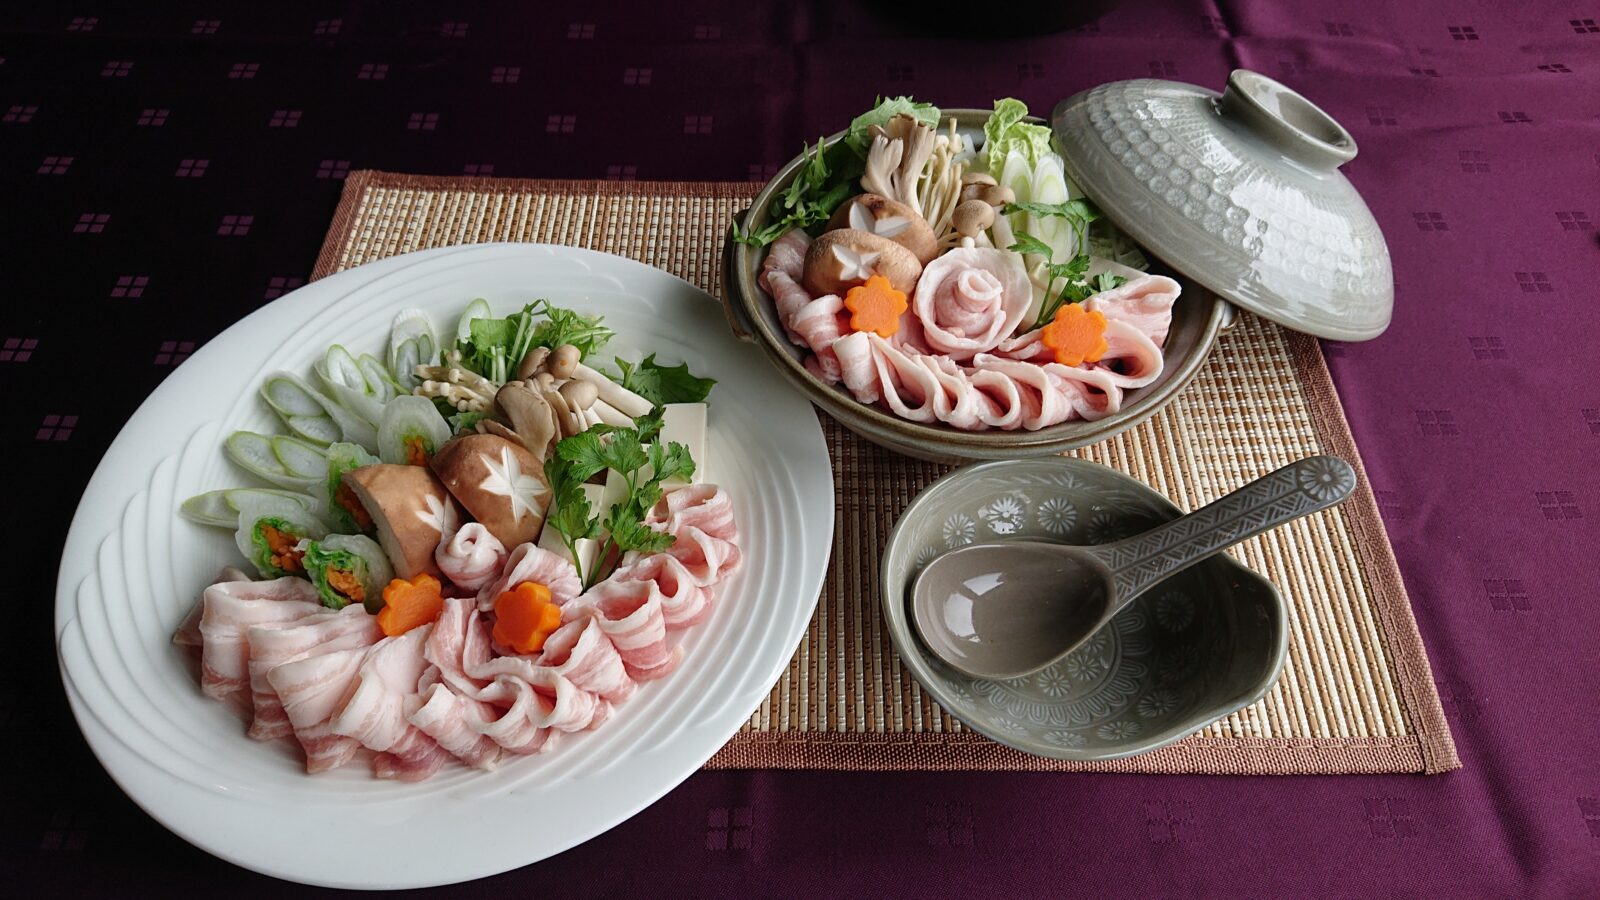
[8,1,1599,895]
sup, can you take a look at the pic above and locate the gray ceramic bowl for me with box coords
[881,457,1287,761]
[722,109,1233,463]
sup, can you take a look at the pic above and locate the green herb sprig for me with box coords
[1007,232,1126,329]
[454,299,614,383]
[544,409,697,588]
[610,354,716,407]
[732,138,859,249]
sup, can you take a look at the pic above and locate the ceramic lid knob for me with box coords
[1052,69,1394,342]
[1216,70,1357,171]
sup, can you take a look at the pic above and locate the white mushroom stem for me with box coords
[415,380,492,412]
[572,363,653,418]
[989,211,1017,255]
[591,399,633,427]
[414,363,496,398]
[920,119,967,245]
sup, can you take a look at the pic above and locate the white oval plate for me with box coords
[54,244,833,889]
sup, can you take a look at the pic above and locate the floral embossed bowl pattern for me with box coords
[882,457,1288,760]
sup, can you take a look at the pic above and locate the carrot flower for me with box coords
[843,274,908,337]
[1040,303,1108,367]
[492,582,562,654]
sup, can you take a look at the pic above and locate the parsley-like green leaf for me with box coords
[541,454,602,583]
[600,427,648,475]
[1093,272,1126,294]
[648,441,697,487]
[632,408,665,444]
[1004,199,1103,227]
[555,430,609,482]
[605,510,675,556]
[1006,233,1055,259]
[612,354,716,407]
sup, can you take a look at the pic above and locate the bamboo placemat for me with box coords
[312,171,1458,775]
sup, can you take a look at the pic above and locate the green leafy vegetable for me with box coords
[1005,199,1102,232]
[845,96,941,158]
[1007,233,1127,329]
[447,410,490,434]
[453,300,615,383]
[546,409,695,588]
[542,455,605,583]
[982,98,1055,174]
[732,137,858,249]
[611,354,716,407]
[524,299,614,358]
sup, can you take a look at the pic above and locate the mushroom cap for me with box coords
[962,183,1016,207]
[515,346,551,381]
[952,199,997,237]
[802,228,923,297]
[558,378,600,410]
[495,382,559,460]
[549,344,581,380]
[827,194,938,264]
[429,434,551,550]
[340,464,462,579]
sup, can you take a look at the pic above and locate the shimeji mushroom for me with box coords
[494,381,561,459]
[414,349,498,413]
[801,229,923,297]
[952,200,997,243]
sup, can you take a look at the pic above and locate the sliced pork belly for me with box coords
[330,627,435,749]
[649,484,737,541]
[244,606,381,741]
[564,579,677,680]
[757,229,813,345]
[434,523,506,592]
[788,294,847,382]
[608,554,713,629]
[372,725,452,782]
[476,543,582,612]
[266,645,368,773]
[198,577,324,702]
[407,683,503,770]
[1083,274,1181,347]
[174,566,252,648]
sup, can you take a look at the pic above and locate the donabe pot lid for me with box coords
[1052,69,1393,342]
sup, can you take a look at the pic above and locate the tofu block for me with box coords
[536,482,617,575]
[658,403,707,489]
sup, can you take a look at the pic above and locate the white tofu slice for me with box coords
[536,480,623,576]
[657,402,707,489]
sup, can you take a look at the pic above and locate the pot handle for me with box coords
[719,209,759,343]
[1219,300,1239,334]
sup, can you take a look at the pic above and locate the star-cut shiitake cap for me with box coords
[341,463,463,579]
[430,433,551,550]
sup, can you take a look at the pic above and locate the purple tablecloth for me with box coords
[9,1,1598,895]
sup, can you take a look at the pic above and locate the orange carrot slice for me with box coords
[492,582,562,655]
[843,274,908,337]
[1040,303,1109,367]
[377,574,444,637]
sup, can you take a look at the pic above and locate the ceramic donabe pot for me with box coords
[721,109,1233,464]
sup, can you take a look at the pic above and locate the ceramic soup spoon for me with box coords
[910,456,1356,680]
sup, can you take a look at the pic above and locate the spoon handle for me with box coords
[1087,456,1357,604]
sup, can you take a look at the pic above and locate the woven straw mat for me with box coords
[311,172,1458,775]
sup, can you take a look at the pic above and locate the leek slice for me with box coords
[376,394,453,465]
